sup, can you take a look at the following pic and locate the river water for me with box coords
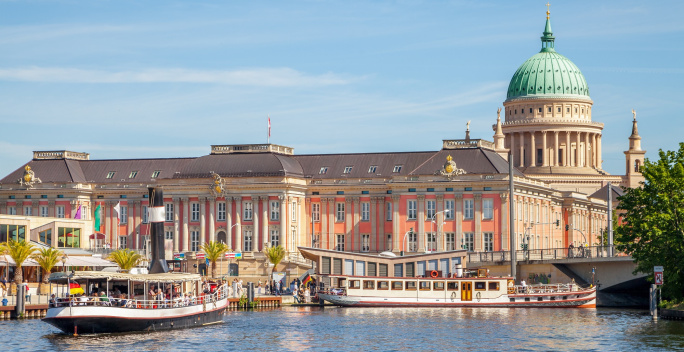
[2,307,683,352]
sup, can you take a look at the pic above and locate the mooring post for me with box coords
[15,283,25,319]
[650,284,658,320]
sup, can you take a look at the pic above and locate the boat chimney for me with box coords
[148,187,169,274]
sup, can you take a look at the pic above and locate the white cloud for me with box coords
[0,67,361,86]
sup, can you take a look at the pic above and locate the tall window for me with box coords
[484,233,493,252]
[243,230,253,252]
[165,203,174,222]
[445,200,454,219]
[445,233,455,251]
[291,201,297,222]
[426,233,436,251]
[244,201,253,220]
[142,206,149,224]
[464,232,474,251]
[464,199,474,219]
[191,203,200,222]
[39,229,52,246]
[24,206,32,216]
[270,201,280,221]
[336,234,345,251]
[56,206,65,218]
[336,203,345,222]
[165,230,174,240]
[119,236,127,249]
[217,202,226,221]
[120,206,128,224]
[426,200,436,219]
[361,202,370,221]
[58,227,81,248]
[312,203,320,222]
[408,232,417,252]
[190,231,200,252]
[483,198,493,220]
[0,224,26,242]
[386,202,392,221]
[270,229,279,247]
[7,207,16,215]
[361,234,370,252]
[407,200,417,220]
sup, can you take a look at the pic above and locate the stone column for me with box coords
[32,200,39,219]
[597,134,602,168]
[565,132,571,167]
[225,197,233,249]
[70,200,78,219]
[500,193,509,251]
[586,133,592,168]
[352,197,360,251]
[252,198,259,252]
[455,193,463,249]
[345,197,352,251]
[530,132,536,166]
[509,133,515,165]
[542,131,548,167]
[576,131,582,167]
[392,195,400,252]
[209,198,216,243]
[436,194,444,251]
[261,196,269,250]
[417,194,425,251]
[48,200,55,218]
[280,195,287,250]
[519,132,525,167]
[0,201,5,215]
[378,197,386,251]
[182,198,189,252]
[321,198,329,249]
[234,198,242,252]
[474,194,482,251]
[133,200,141,249]
[200,197,206,247]
[592,133,598,167]
[328,198,336,248]
[173,198,180,251]
[554,131,559,166]
[370,197,378,252]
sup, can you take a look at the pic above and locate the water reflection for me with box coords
[1,307,682,351]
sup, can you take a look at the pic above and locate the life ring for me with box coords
[476,292,481,302]
[430,270,438,278]
[450,291,456,302]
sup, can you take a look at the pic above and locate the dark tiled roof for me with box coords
[589,184,625,204]
[173,153,304,179]
[1,160,80,184]
[410,149,523,176]
[294,151,436,179]
[79,158,194,183]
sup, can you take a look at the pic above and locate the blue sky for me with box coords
[1,0,682,179]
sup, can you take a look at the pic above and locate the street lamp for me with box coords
[428,209,450,252]
[402,228,414,256]
[61,254,68,273]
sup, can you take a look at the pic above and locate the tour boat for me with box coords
[43,271,230,334]
[318,269,596,308]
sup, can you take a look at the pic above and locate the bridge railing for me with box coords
[467,245,621,264]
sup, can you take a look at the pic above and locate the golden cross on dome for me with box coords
[546,2,550,19]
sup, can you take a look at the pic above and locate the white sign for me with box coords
[654,266,664,285]
[654,266,664,272]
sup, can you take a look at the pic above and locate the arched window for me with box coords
[634,160,642,172]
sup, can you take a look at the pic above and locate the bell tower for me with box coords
[624,109,646,188]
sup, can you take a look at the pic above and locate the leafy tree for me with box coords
[615,143,684,300]
[264,245,285,281]
[0,240,38,284]
[200,241,229,278]
[107,248,143,272]
[32,247,63,285]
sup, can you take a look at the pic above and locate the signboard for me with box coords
[654,266,663,285]
[225,252,242,259]
[196,252,205,259]
[173,253,185,260]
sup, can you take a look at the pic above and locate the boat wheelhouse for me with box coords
[298,247,596,308]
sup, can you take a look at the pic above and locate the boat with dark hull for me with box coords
[43,271,229,334]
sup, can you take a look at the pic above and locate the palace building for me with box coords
[0,10,644,277]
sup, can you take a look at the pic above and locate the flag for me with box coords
[302,273,312,286]
[74,205,82,219]
[69,282,84,295]
[268,115,271,138]
[94,204,101,231]
[113,202,121,223]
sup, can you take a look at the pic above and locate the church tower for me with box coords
[624,110,646,188]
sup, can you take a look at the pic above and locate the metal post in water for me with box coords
[607,182,613,257]
[15,283,25,318]
[148,187,169,274]
[509,151,517,280]
[650,284,658,320]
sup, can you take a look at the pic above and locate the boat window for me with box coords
[488,282,500,291]
[433,282,445,290]
[391,281,403,290]
[321,257,331,275]
[378,281,389,290]
[363,280,375,289]
[368,262,377,276]
[348,280,360,289]
[379,263,388,277]
[337,278,346,288]
[419,281,431,291]
[405,281,417,290]
[447,282,459,291]
[474,281,487,291]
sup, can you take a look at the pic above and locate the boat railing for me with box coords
[321,287,347,296]
[51,283,230,309]
[513,283,587,294]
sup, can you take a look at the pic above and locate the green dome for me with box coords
[506,16,590,100]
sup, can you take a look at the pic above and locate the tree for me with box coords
[615,143,684,301]
[0,240,38,284]
[107,249,143,272]
[264,245,285,281]
[32,247,63,285]
[200,241,229,278]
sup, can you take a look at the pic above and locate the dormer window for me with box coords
[129,171,138,178]
[368,165,377,173]
[343,166,353,174]
[151,170,161,178]
[106,171,115,179]
[393,165,402,173]
[319,167,328,174]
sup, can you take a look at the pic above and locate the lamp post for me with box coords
[61,254,68,273]
[428,209,450,252]
[401,228,414,256]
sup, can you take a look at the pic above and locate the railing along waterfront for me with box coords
[467,245,621,264]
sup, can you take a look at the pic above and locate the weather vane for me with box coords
[546,2,550,19]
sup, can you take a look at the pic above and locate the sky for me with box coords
[1,0,683,179]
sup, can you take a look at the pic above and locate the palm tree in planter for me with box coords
[107,249,144,272]
[32,247,63,293]
[200,241,230,278]
[0,239,38,286]
[264,245,285,282]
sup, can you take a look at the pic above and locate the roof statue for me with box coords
[210,172,225,197]
[632,109,636,121]
[438,154,466,180]
[18,165,41,189]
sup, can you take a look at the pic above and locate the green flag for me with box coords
[94,204,101,231]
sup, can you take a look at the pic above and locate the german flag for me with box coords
[302,273,312,287]
[69,282,84,295]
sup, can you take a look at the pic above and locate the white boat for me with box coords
[318,269,596,308]
[43,271,230,334]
